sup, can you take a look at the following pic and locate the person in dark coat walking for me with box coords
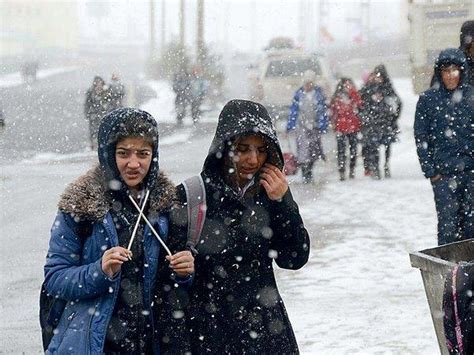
[330,77,363,180]
[172,67,191,127]
[170,99,310,354]
[414,48,474,245]
[359,65,402,179]
[286,70,329,183]
[43,108,194,354]
[84,76,109,150]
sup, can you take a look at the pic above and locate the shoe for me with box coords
[371,170,381,180]
[384,167,391,178]
[339,170,345,181]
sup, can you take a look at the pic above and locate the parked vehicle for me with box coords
[250,49,334,119]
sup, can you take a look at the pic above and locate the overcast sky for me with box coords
[79,0,405,53]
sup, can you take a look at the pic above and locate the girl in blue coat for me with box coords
[43,108,194,354]
[414,48,474,245]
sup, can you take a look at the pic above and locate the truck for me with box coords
[408,0,473,94]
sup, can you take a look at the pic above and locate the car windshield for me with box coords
[265,58,322,77]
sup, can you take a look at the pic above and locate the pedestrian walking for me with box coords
[84,76,109,150]
[189,65,209,124]
[359,65,402,179]
[42,108,194,354]
[172,67,191,127]
[286,70,329,184]
[170,99,310,353]
[414,48,473,245]
[330,77,363,180]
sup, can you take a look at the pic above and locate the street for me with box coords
[0,64,439,354]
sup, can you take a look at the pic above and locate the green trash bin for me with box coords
[410,239,474,355]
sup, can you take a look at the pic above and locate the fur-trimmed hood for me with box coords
[58,165,176,221]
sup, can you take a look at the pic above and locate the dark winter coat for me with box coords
[414,48,474,179]
[359,66,402,146]
[170,99,310,354]
[44,108,191,354]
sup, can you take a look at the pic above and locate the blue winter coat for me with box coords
[414,48,474,178]
[286,86,329,132]
[45,206,169,354]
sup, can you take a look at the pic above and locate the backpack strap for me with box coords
[182,175,207,255]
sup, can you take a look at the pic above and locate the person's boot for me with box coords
[372,168,381,180]
[384,164,391,178]
[339,169,345,181]
[349,167,355,179]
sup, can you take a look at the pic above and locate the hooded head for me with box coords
[97,108,159,196]
[460,20,474,60]
[432,48,467,92]
[203,100,283,181]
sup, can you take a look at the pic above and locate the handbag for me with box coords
[283,152,298,175]
[282,135,298,176]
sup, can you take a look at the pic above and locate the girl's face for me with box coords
[232,135,268,187]
[441,64,461,90]
[115,137,153,191]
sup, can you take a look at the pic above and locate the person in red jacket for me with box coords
[330,78,362,180]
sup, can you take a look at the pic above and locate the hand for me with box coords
[259,163,289,201]
[430,174,442,183]
[102,246,131,278]
[166,250,195,277]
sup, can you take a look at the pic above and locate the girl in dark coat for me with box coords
[43,108,194,354]
[170,99,310,354]
[359,65,402,179]
[330,78,362,180]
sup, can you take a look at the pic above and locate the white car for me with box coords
[250,49,334,119]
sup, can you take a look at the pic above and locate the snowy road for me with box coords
[0,78,440,354]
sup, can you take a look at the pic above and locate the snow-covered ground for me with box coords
[0,78,441,353]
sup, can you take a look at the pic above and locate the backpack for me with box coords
[182,175,207,255]
[39,220,92,351]
[443,262,474,355]
[39,178,207,351]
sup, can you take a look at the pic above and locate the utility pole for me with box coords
[149,0,156,60]
[179,0,185,49]
[197,0,204,63]
[160,0,166,56]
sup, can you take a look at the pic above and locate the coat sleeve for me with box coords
[286,90,301,132]
[414,95,437,178]
[44,212,115,301]
[316,88,329,132]
[268,188,310,270]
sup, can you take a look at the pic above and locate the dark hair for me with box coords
[332,77,355,98]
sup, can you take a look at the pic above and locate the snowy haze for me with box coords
[0,0,449,353]
[78,0,406,52]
